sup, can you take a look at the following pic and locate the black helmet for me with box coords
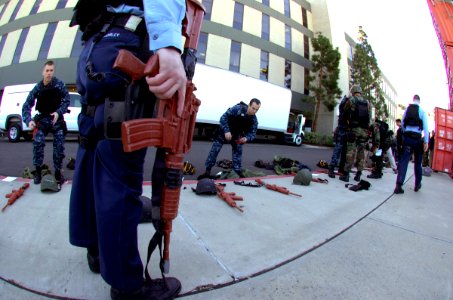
[192,178,217,195]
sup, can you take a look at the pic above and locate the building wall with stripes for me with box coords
[0,0,315,115]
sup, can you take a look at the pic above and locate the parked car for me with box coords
[0,84,81,142]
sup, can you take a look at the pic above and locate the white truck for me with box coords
[192,63,305,146]
[0,84,81,142]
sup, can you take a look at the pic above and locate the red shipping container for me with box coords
[432,107,453,175]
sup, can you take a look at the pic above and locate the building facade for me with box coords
[0,0,400,134]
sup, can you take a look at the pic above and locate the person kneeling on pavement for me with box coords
[201,98,261,178]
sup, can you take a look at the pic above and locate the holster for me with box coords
[104,78,156,140]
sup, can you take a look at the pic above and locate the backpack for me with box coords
[403,104,422,129]
[349,97,369,129]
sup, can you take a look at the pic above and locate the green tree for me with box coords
[351,27,388,119]
[307,33,342,132]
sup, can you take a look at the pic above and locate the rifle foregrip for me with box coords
[121,119,168,152]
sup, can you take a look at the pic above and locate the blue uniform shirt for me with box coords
[108,0,185,52]
[219,103,259,142]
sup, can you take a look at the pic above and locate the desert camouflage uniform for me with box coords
[342,95,372,178]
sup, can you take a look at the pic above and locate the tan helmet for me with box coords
[350,85,362,95]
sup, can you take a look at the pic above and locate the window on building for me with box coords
[304,35,310,59]
[304,68,310,95]
[202,0,213,21]
[56,0,68,9]
[260,50,269,81]
[233,2,244,30]
[285,25,291,50]
[70,30,83,58]
[38,22,57,60]
[262,0,269,7]
[284,0,291,17]
[197,32,208,64]
[12,27,29,64]
[229,41,241,72]
[285,59,292,89]
[262,14,269,41]
[9,0,24,21]
[0,4,7,20]
[0,35,7,60]
[302,7,308,28]
[30,0,42,15]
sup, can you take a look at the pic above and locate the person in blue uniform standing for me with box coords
[201,98,260,178]
[394,94,429,194]
[22,60,70,185]
[68,1,187,299]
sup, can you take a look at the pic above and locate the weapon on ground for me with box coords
[113,0,205,274]
[2,183,30,212]
[255,178,302,198]
[215,184,244,213]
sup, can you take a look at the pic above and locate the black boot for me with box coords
[197,168,211,180]
[354,171,361,182]
[327,165,335,178]
[367,172,382,179]
[33,165,42,184]
[339,172,349,182]
[54,169,65,185]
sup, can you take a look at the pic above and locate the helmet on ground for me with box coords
[293,168,312,186]
[351,85,362,95]
[316,159,329,169]
[192,178,217,195]
[183,161,195,175]
[41,174,61,192]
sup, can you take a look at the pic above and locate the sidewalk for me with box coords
[1,165,452,300]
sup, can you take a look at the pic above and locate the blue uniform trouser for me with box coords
[33,117,65,170]
[396,134,424,187]
[329,129,346,168]
[69,26,149,293]
[205,135,243,172]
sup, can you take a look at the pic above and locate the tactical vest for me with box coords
[337,96,348,127]
[404,104,422,129]
[35,86,61,115]
[71,0,144,37]
[228,102,254,137]
[349,97,369,129]
[376,120,389,148]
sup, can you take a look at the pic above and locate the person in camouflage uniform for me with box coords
[22,60,70,185]
[367,118,390,179]
[202,98,260,178]
[339,85,377,182]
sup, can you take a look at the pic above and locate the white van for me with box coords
[0,84,81,142]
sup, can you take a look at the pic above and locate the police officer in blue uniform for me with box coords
[68,1,187,299]
[202,98,260,178]
[22,60,70,185]
[328,94,348,178]
[394,94,429,194]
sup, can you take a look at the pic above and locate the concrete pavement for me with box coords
[0,164,452,300]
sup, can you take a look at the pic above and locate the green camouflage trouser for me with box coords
[344,127,369,172]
